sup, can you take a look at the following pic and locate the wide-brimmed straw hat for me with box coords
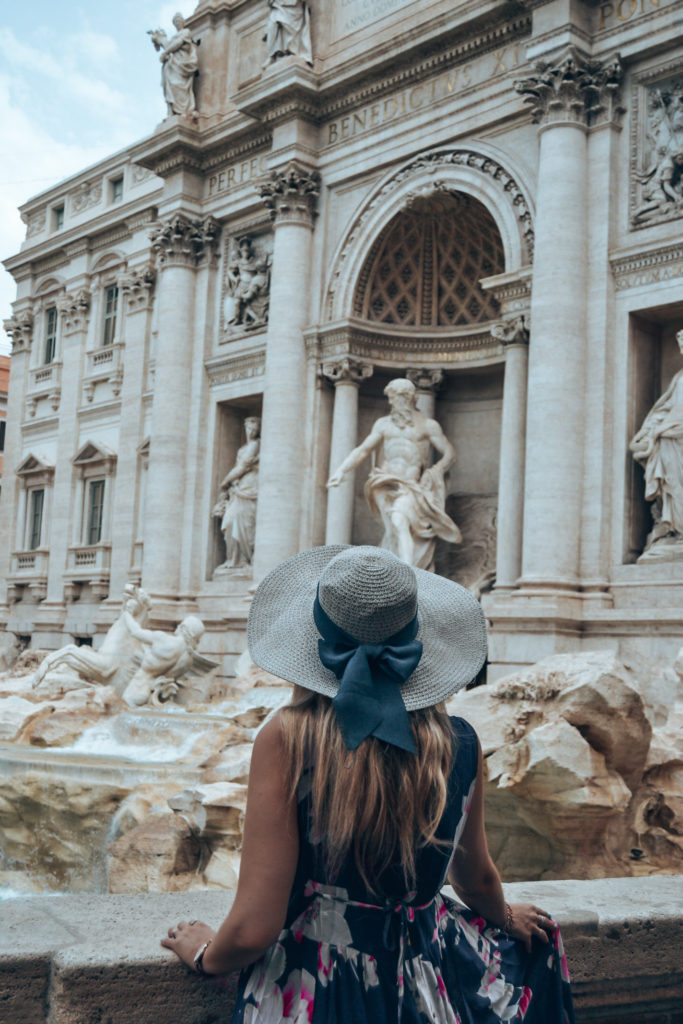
[248,545,487,711]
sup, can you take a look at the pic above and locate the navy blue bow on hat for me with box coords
[313,592,423,754]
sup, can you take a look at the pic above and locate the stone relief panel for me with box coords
[70,179,103,215]
[22,209,46,239]
[631,68,683,230]
[220,233,272,338]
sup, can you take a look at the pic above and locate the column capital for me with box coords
[516,48,624,129]
[119,263,156,312]
[491,316,529,347]
[150,213,221,269]
[259,161,321,227]
[406,368,444,394]
[322,356,373,386]
[57,288,91,335]
[3,310,34,353]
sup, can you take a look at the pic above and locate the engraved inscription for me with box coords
[335,0,416,38]
[324,47,520,147]
[207,154,270,197]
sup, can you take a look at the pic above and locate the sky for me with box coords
[0,0,198,355]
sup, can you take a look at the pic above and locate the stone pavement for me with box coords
[1,876,681,1023]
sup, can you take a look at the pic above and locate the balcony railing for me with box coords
[66,543,112,574]
[10,549,50,576]
[28,362,62,394]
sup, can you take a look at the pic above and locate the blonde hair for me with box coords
[279,685,454,894]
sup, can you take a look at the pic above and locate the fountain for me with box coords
[0,593,682,898]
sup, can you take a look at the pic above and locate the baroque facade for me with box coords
[2,0,682,678]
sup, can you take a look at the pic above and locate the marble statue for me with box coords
[263,0,312,68]
[630,330,683,558]
[212,416,261,570]
[33,585,151,695]
[633,85,683,226]
[327,378,461,571]
[121,616,206,707]
[148,14,199,118]
[224,238,271,330]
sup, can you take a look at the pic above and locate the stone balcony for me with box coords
[64,542,112,600]
[26,362,62,417]
[7,549,50,602]
[82,343,124,403]
[0,877,681,1024]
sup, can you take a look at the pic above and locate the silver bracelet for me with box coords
[193,939,213,976]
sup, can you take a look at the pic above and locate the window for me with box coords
[53,205,64,231]
[29,489,44,550]
[102,285,118,346]
[0,420,5,452]
[111,176,124,203]
[87,479,105,545]
[45,306,58,364]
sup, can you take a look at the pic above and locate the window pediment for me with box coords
[16,453,55,480]
[73,440,117,474]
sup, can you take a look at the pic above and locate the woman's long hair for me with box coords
[279,685,454,894]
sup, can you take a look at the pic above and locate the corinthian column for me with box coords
[515,50,622,591]
[406,368,444,418]
[491,317,529,590]
[253,162,320,579]
[142,214,220,598]
[324,357,373,544]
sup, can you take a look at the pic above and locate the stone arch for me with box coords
[324,143,534,322]
[34,275,65,297]
[90,249,127,275]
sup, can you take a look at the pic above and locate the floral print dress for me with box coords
[231,716,575,1024]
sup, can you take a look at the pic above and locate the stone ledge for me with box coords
[0,877,681,1024]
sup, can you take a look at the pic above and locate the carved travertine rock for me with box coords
[327,377,460,571]
[630,329,683,559]
[447,650,683,881]
[148,14,199,118]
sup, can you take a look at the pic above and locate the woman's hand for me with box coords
[161,920,216,972]
[507,903,557,952]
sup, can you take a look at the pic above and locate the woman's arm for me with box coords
[448,738,556,952]
[162,713,298,973]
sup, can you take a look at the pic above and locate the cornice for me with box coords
[204,345,266,387]
[309,319,504,368]
[610,241,683,290]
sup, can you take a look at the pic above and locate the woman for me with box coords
[163,545,575,1022]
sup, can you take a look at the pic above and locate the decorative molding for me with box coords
[610,242,683,290]
[629,62,683,231]
[480,268,533,318]
[308,320,504,369]
[3,310,34,353]
[491,315,529,346]
[131,164,157,185]
[22,208,46,238]
[322,356,374,386]
[259,162,320,227]
[326,148,534,319]
[70,178,102,214]
[120,263,156,311]
[406,367,444,394]
[150,213,221,268]
[515,47,624,128]
[205,349,266,388]
[57,288,91,334]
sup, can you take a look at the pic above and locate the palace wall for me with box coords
[1,0,682,677]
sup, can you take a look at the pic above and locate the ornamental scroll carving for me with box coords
[3,311,34,353]
[57,289,91,335]
[120,264,156,311]
[631,75,683,230]
[150,214,221,268]
[70,179,103,214]
[515,48,623,127]
[259,162,321,226]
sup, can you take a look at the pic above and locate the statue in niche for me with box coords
[263,0,312,68]
[148,14,199,119]
[121,616,206,707]
[223,237,271,330]
[327,378,461,572]
[630,330,683,559]
[33,585,151,694]
[212,416,261,570]
[632,82,683,226]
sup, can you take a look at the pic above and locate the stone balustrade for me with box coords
[1,876,681,1023]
